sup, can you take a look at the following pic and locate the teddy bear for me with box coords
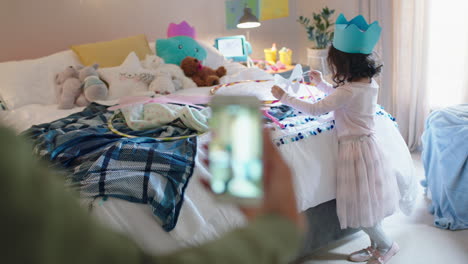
[55,64,108,109]
[55,66,88,109]
[142,54,196,94]
[180,56,227,87]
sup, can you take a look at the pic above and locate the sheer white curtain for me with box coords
[367,0,468,151]
[390,0,431,151]
[362,0,431,151]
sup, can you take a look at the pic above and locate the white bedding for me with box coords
[0,64,416,255]
[0,104,85,132]
[86,133,246,254]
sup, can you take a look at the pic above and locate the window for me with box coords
[426,0,468,109]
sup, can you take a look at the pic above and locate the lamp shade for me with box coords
[237,7,261,28]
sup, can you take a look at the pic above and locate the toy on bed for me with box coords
[155,20,207,67]
[55,64,108,109]
[156,36,207,66]
[79,64,109,102]
[180,56,227,87]
[142,54,196,94]
[55,66,87,109]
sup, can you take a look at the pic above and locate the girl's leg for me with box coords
[362,223,400,264]
[362,222,392,253]
[370,238,377,249]
[347,233,378,262]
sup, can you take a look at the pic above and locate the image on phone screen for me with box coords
[209,96,263,204]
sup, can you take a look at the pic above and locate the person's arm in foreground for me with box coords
[0,127,145,264]
[0,127,302,264]
[157,130,303,264]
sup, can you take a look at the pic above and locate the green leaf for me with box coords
[299,7,336,47]
[318,23,325,31]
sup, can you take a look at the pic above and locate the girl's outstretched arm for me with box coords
[308,70,335,95]
[280,86,353,116]
[315,80,335,95]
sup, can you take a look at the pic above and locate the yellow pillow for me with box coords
[71,34,152,68]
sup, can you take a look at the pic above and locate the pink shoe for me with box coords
[367,243,400,264]
[348,246,375,262]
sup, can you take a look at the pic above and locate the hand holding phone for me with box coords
[209,95,263,206]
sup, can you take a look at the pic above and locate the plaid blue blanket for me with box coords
[23,103,197,231]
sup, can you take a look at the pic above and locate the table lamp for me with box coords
[237,7,261,29]
[236,6,260,67]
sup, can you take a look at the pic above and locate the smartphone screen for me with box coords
[209,96,263,205]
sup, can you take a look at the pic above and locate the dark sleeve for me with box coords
[0,127,146,264]
[154,215,301,264]
[0,126,301,264]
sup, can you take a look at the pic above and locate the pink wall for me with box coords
[1,0,361,64]
[0,0,301,62]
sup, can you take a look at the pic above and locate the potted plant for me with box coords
[298,7,335,75]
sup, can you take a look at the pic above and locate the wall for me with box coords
[0,0,301,62]
[0,0,365,64]
[296,0,360,64]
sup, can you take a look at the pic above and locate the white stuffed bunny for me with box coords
[143,55,196,94]
[143,54,165,69]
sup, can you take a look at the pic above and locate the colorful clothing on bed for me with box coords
[22,103,197,231]
[1,126,300,264]
[121,103,211,132]
[280,80,401,229]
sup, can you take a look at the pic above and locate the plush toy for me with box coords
[142,54,165,69]
[79,64,109,102]
[55,64,109,109]
[180,56,227,87]
[55,66,88,109]
[156,36,207,66]
[143,54,196,94]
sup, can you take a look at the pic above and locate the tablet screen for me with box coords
[217,38,245,57]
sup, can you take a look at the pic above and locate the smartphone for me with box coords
[209,95,263,206]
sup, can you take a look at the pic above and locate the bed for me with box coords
[0,37,417,260]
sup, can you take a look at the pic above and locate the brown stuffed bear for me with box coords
[180,56,227,87]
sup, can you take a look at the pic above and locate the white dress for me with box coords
[280,79,400,229]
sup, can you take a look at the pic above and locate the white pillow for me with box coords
[0,50,81,109]
[215,80,277,101]
[215,80,319,101]
[197,41,228,68]
[99,52,154,100]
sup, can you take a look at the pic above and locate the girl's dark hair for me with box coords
[327,45,382,87]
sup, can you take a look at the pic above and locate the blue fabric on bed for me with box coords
[22,103,197,231]
[421,104,468,230]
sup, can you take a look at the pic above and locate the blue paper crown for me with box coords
[333,13,381,54]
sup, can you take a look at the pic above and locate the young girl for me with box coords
[271,14,401,264]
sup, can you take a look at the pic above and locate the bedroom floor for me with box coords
[300,152,468,264]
